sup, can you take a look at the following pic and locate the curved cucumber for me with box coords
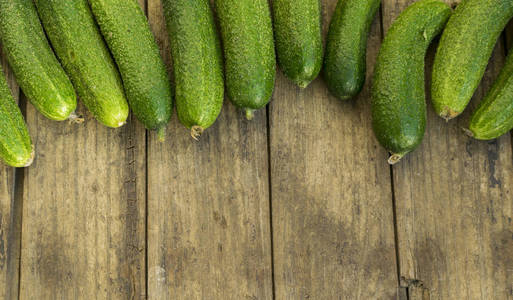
[273,0,323,88]
[0,0,76,121]
[432,0,513,120]
[468,51,513,140]
[0,64,33,167]
[34,0,129,128]
[323,0,381,100]
[162,0,224,139]
[88,0,173,135]
[372,0,451,164]
[215,0,276,119]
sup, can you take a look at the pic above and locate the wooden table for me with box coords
[1,0,512,299]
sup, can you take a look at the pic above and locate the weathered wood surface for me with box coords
[146,0,273,299]
[0,53,21,300]
[269,0,398,299]
[0,0,512,299]
[384,1,513,299]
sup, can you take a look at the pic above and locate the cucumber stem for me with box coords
[439,106,460,121]
[462,127,474,138]
[24,147,35,167]
[245,108,255,120]
[157,127,166,142]
[191,126,204,141]
[68,111,85,124]
[388,153,405,165]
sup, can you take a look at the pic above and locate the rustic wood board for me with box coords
[146,0,273,299]
[17,1,147,298]
[269,1,398,298]
[0,53,21,300]
[384,0,513,299]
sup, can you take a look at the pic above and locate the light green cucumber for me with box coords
[273,0,323,88]
[372,0,451,164]
[468,51,513,140]
[432,0,513,120]
[34,0,129,128]
[88,0,173,137]
[0,64,33,167]
[323,0,381,100]
[162,0,224,139]
[0,0,76,121]
[215,0,276,120]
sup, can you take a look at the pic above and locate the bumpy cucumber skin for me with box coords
[0,64,33,167]
[273,0,323,89]
[323,0,380,100]
[162,0,223,133]
[469,51,513,140]
[34,0,129,128]
[88,0,173,132]
[0,0,76,121]
[432,0,513,120]
[372,0,451,162]
[215,0,276,116]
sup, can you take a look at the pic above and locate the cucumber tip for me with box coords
[245,109,255,121]
[462,127,474,138]
[68,112,85,124]
[388,153,405,165]
[191,126,204,141]
[157,127,166,142]
[24,148,35,167]
[439,106,460,121]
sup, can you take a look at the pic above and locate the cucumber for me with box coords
[34,0,129,128]
[372,0,451,164]
[432,0,513,120]
[323,0,381,100]
[162,0,224,139]
[88,0,173,136]
[0,0,76,121]
[468,51,513,140]
[273,0,323,89]
[0,64,33,167]
[215,0,276,120]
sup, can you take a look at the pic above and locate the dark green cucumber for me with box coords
[215,0,276,119]
[468,51,513,140]
[88,0,173,136]
[432,0,513,120]
[162,0,223,139]
[0,0,76,121]
[273,0,322,88]
[323,0,380,100]
[372,0,451,164]
[0,64,33,167]
[34,0,129,128]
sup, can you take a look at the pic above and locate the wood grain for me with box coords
[269,1,398,298]
[146,0,273,299]
[384,1,513,299]
[18,1,147,298]
[0,52,22,300]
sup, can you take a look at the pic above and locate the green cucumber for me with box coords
[432,0,513,120]
[468,51,513,140]
[372,0,451,164]
[34,0,129,128]
[215,0,276,119]
[162,0,224,139]
[0,0,76,121]
[323,0,381,100]
[88,0,173,136]
[0,64,33,167]
[273,0,323,88]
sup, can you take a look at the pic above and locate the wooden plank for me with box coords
[0,52,22,300]
[18,1,147,298]
[270,1,398,298]
[384,0,513,299]
[146,0,273,299]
